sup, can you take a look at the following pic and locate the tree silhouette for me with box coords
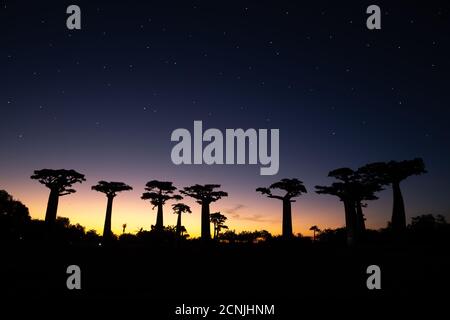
[256,178,307,239]
[210,212,228,239]
[141,181,182,231]
[122,223,127,234]
[181,184,228,240]
[0,190,30,241]
[31,169,85,227]
[92,181,133,240]
[309,225,321,242]
[360,158,426,235]
[316,168,382,245]
[172,203,191,236]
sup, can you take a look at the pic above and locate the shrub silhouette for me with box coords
[0,189,30,241]
[31,169,85,228]
[92,181,133,241]
[141,180,182,231]
[256,178,307,239]
[181,184,228,240]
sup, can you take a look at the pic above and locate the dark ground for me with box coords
[2,240,449,318]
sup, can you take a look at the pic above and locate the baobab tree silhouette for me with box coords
[31,169,85,228]
[309,225,321,242]
[316,167,382,245]
[172,203,191,237]
[141,181,182,231]
[92,181,133,240]
[210,212,228,239]
[360,158,426,236]
[256,178,307,239]
[181,184,228,240]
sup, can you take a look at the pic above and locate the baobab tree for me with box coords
[181,184,228,240]
[316,167,382,245]
[309,225,321,242]
[360,158,426,235]
[92,181,133,240]
[31,169,85,227]
[330,168,383,234]
[141,180,182,231]
[210,212,228,239]
[256,178,307,239]
[315,182,357,245]
[172,203,191,236]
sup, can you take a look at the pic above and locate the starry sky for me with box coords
[1,0,449,237]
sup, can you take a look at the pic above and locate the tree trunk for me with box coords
[155,202,164,230]
[201,202,211,240]
[282,199,293,239]
[391,181,406,234]
[103,196,114,240]
[344,199,357,246]
[44,188,59,226]
[176,213,182,236]
[356,201,366,233]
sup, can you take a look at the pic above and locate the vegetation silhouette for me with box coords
[359,158,426,236]
[181,184,228,240]
[0,190,30,242]
[92,181,133,241]
[141,180,182,231]
[316,167,382,245]
[256,178,307,239]
[309,225,321,242]
[172,203,191,237]
[30,169,85,228]
[210,212,228,239]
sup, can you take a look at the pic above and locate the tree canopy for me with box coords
[92,181,133,198]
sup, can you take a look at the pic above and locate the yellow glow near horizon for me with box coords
[2,168,394,238]
[3,179,350,238]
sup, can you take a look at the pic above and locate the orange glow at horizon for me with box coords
[1,169,393,238]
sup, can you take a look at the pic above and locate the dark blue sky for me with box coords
[1,1,449,234]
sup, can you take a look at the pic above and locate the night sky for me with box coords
[1,0,449,236]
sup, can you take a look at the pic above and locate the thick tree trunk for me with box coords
[155,203,164,230]
[176,213,182,236]
[356,201,366,233]
[201,202,211,240]
[344,199,357,246]
[103,196,114,240]
[44,188,59,226]
[282,199,293,239]
[391,181,406,234]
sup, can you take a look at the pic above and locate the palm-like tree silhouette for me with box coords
[181,184,228,240]
[122,223,127,234]
[172,203,191,236]
[92,181,133,240]
[210,212,228,239]
[309,225,321,242]
[256,178,307,239]
[141,180,182,231]
[31,169,85,227]
[360,158,426,235]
